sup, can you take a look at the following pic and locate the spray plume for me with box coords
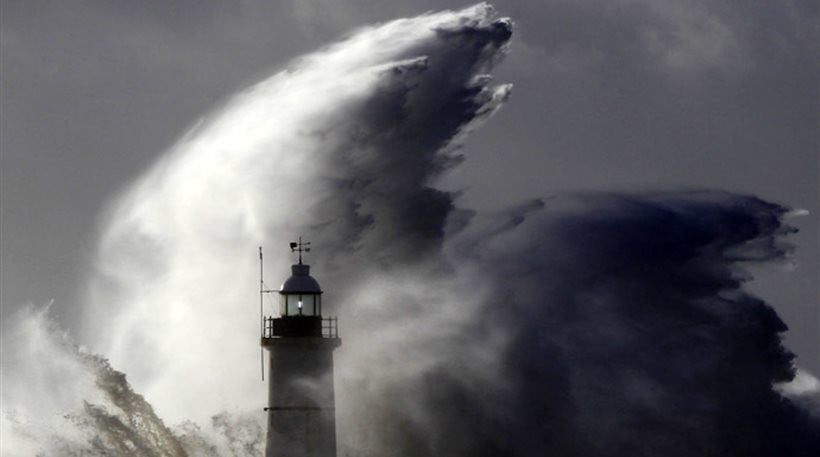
[2,3,817,456]
[79,2,511,426]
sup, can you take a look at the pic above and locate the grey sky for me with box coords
[1,0,817,376]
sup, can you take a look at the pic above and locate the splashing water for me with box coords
[4,3,513,455]
[3,3,818,456]
[82,1,512,427]
[2,305,269,456]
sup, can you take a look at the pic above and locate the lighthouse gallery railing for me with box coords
[263,316,339,338]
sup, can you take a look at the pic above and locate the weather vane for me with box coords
[290,236,311,264]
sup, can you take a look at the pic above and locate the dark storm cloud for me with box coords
[343,191,819,457]
[448,0,819,376]
[467,192,813,457]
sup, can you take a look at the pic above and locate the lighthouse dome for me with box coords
[280,264,322,294]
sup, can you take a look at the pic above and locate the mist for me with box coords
[1,3,817,456]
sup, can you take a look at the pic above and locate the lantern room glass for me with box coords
[279,293,321,316]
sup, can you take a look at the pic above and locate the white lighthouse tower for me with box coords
[260,239,341,457]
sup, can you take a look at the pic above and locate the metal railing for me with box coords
[263,316,275,338]
[322,316,339,338]
[262,316,339,338]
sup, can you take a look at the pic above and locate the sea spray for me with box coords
[1,306,263,456]
[80,3,511,427]
[3,3,818,456]
[3,3,514,455]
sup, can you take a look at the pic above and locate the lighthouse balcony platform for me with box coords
[261,315,339,340]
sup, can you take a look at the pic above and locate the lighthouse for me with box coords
[260,239,341,457]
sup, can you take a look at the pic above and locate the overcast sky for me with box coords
[1,0,817,375]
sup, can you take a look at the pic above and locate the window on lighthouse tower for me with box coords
[279,292,322,316]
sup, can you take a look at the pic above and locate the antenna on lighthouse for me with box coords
[259,246,279,381]
[259,246,265,381]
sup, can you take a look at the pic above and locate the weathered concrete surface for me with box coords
[264,337,341,457]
